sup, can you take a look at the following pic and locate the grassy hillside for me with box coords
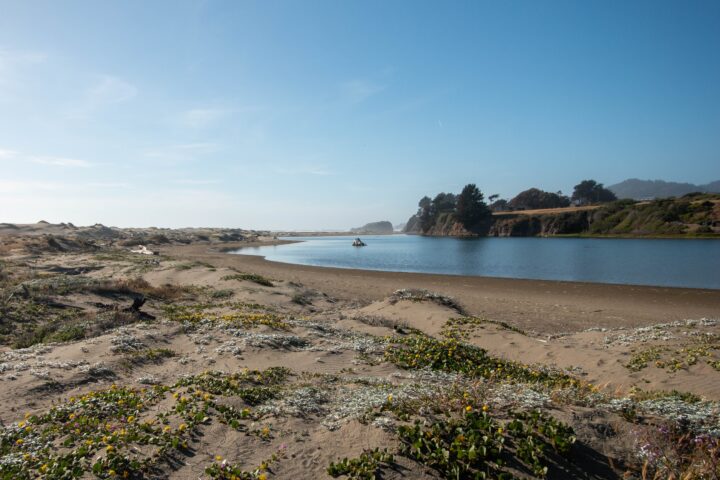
[586,194,719,236]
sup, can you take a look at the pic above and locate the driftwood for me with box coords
[123,295,156,320]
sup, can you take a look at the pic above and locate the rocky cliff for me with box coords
[489,211,590,236]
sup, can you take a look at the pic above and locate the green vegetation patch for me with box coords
[162,303,290,330]
[628,388,702,404]
[327,448,394,479]
[397,408,575,479]
[440,317,526,340]
[384,333,584,390]
[120,348,176,370]
[222,273,274,287]
[625,337,720,372]
[175,367,291,406]
[588,195,720,237]
[0,368,290,479]
[626,346,666,372]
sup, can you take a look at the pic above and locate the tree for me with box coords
[489,198,509,212]
[417,196,435,232]
[455,184,490,229]
[571,180,617,205]
[508,188,570,210]
[432,192,457,213]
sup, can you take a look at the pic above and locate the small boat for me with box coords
[352,237,367,247]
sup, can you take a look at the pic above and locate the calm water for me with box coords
[232,235,720,289]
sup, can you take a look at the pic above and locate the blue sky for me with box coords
[1,0,719,230]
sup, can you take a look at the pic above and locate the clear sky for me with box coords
[1,1,719,230]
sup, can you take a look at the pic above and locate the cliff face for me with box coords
[489,211,590,237]
[404,211,589,237]
[406,212,492,236]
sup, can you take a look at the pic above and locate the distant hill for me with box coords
[608,179,720,200]
[350,220,393,234]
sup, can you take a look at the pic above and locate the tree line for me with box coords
[413,180,617,233]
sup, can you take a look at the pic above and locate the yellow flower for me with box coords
[127,416,135,423]
[215,455,223,461]
[23,453,31,461]
[108,470,116,476]
[24,412,31,419]
[15,439,23,445]
[465,406,472,412]
[387,394,393,402]
[106,445,115,453]
[178,423,187,432]
[482,404,490,412]
[163,426,171,433]
[18,421,25,428]
[497,427,504,434]
[258,474,267,480]
[39,464,48,473]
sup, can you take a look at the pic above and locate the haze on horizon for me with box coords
[1,0,719,231]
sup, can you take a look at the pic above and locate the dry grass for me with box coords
[493,205,601,216]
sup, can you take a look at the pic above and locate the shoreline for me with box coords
[166,241,720,334]
[228,237,720,291]
[232,246,720,291]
